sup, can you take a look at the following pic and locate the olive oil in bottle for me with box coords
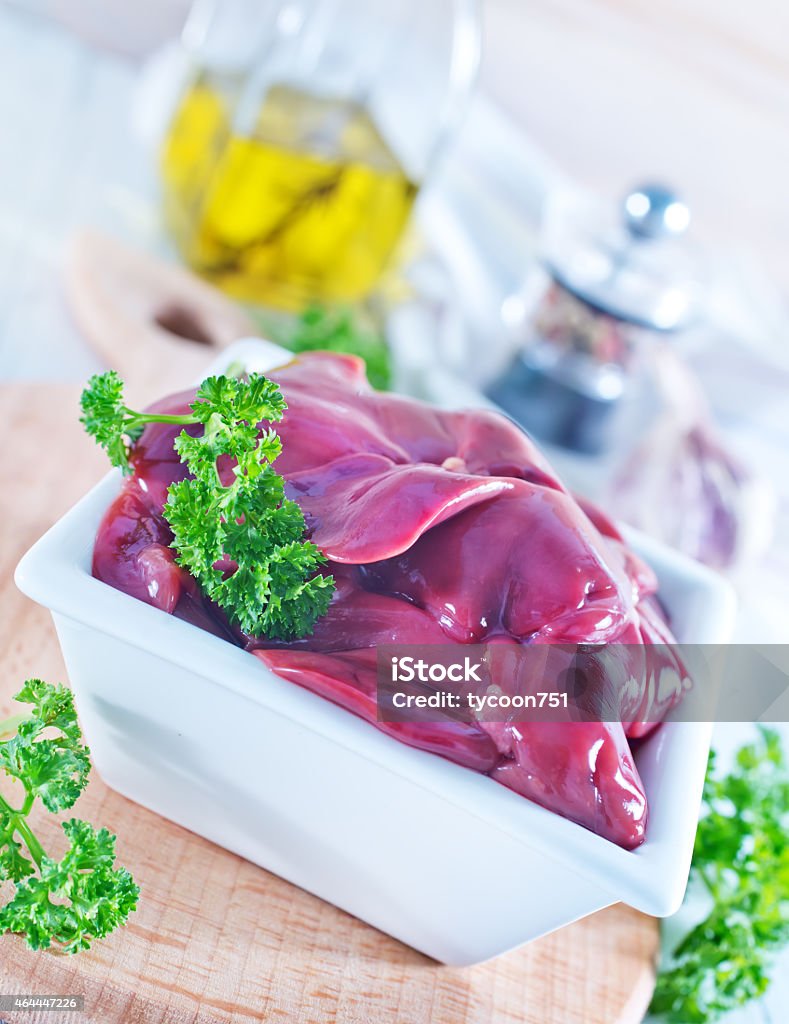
[161,82,417,309]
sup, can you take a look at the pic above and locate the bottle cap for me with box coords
[545,184,701,331]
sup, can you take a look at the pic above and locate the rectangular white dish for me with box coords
[15,339,737,966]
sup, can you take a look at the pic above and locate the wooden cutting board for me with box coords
[0,240,660,1023]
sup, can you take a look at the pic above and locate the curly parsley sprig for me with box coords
[80,370,334,640]
[0,680,139,954]
[650,727,789,1022]
[277,304,391,390]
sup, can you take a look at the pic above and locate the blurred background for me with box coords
[1,2,788,1019]
[0,0,786,635]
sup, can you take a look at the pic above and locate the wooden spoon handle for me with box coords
[65,230,258,403]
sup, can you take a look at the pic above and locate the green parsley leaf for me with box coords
[0,820,139,954]
[80,371,197,475]
[0,678,90,813]
[0,681,139,953]
[263,304,392,390]
[80,370,335,640]
[0,835,35,883]
[651,727,789,1022]
[79,370,133,471]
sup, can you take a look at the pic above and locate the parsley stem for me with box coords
[123,410,197,428]
[0,791,46,869]
[0,712,32,738]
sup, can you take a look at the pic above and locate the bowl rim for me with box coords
[14,337,737,917]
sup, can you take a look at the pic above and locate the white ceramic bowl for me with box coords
[15,339,737,966]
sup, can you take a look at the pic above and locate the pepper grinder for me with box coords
[487,184,699,455]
